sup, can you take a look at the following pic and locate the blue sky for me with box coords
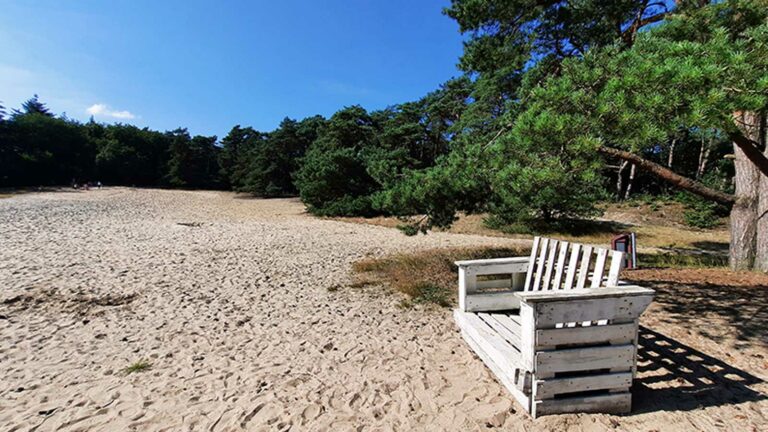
[0,0,465,137]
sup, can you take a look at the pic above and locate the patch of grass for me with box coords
[638,252,727,269]
[352,246,529,307]
[410,283,451,307]
[124,360,152,374]
[352,244,728,309]
[334,200,730,253]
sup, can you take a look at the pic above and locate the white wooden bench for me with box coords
[454,236,654,418]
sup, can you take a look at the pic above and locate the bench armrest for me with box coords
[456,256,530,312]
[455,256,529,268]
[514,285,654,303]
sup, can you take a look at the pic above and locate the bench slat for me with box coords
[563,244,581,290]
[534,372,632,399]
[533,393,631,417]
[531,238,550,291]
[541,240,559,291]
[524,236,542,291]
[535,344,634,374]
[590,248,608,289]
[551,241,569,290]
[488,313,522,345]
[454,310,524,373]
[606,251,624,287]
[535,322,636,347]
[464,292,520,312]
[576,246,593,289]
[479,313,521,348]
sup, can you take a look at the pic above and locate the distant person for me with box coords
[97,181,102,189]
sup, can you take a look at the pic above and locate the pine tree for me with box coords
[17,94,54,117]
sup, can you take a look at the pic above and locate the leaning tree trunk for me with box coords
[730,112,762,271]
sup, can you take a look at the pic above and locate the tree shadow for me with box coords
[626,272,768,345]
[632,326,765,413]
[492,218,634,237]
[232,193,300,200]
[689,240,730,252]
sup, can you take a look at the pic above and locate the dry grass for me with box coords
[352,246,530,307]
[351,242,730,307]
[333,201,730,253]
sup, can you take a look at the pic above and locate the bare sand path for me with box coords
[1,188,765,431]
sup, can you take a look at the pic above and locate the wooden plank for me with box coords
[575,246,593,289]
[535,345,634,374]
[473,261,528,276]
[476,279,512,289]
[590,248,608,288]
[523,236,541,291]
[516,286,654,302]
[528,294,654,327]
[531,238,550,291]
[536,322,636,347]
[519,302,536,370]
[459,329,532,414]
[506,313,521,326]
[455,256,530,267]
[532,393,631,417]
[458,267,475,311]
[454,310,524,375]
[563,244,581,290]
[533,372,632,399]
[541,240,559,291]
[551,241,569,290]
[487,313,522,347]
[606,251,624,287]
[479,313,521,348]
[464,292,521,312]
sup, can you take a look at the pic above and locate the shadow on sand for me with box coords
[632,326,765,413]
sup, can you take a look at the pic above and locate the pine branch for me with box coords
[597,146,736,205]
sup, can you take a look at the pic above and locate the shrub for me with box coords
[683,202,722,229]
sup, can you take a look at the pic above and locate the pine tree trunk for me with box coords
[667,139,676,167]
[616,160,628,199]
[696,135,711,180]
[667,139,676,194]
[729,112,762,271]
[624,163,636,200]
[757,169,768,272]
[754,114,768,272]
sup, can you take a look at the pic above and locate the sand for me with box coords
[1,188,766,431]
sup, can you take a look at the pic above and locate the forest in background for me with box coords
[1,0,767,271]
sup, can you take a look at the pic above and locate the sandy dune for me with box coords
[1,188,765,431]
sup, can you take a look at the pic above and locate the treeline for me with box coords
[0,95,221,189]
[0,78,471,217]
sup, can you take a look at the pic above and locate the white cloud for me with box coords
[86,103,136,120]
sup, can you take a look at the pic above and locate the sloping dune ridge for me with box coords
[1,188,765,431]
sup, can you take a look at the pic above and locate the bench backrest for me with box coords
[524,236,625,291]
